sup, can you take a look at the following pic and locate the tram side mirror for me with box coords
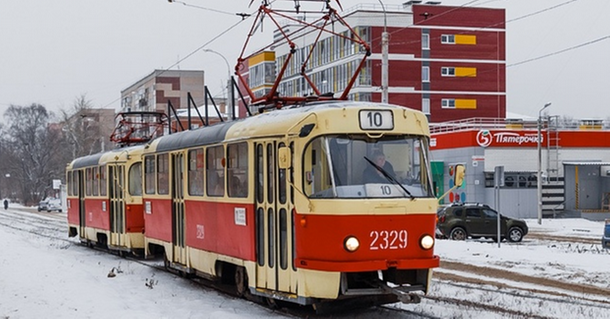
[278,147,291,169]
[299,123,315,137]
[454,164,465,188]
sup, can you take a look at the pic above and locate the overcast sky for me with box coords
[1,0,608,120]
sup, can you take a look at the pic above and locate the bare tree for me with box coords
[1,104,65,205]
[58,94,99,158]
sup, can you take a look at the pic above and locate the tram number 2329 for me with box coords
[359,110,394,130]
[370,229,408,250]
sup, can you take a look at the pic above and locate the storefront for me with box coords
[430,118,610,221]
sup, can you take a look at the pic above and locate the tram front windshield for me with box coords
[303,134,434,199]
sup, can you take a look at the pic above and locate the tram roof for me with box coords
[69,144,146,169]
[147,101,428,153]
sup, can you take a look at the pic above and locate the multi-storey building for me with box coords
[120,70,205,114]
[271,2,505,122]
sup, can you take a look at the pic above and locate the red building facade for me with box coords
[271,3,505,123]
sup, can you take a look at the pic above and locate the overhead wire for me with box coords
[102,2,258,109]
[168,1,236,16]
[102,0,597,108]
[508,35,610,68]
[364,0,600,74]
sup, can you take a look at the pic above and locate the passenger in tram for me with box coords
[363,151,397,184]
[230,176,247,197]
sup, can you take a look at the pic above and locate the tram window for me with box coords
[256,208,264,266]
[268,207,275,268]
[67,171,73,196]
[303,135,433,198]
[267,144,275,203]
[157,154,169,195]
[206,146,225,197]
[92,167,99,196]
[188,149,204,196]
[256,144,264,203]
[85,168,92,196]
[227,143,248,198]
[278,143,287,204]
[144,156,155,194]
[99,165,107,196]
[279,208,287,270]
[129,162,143,196]
[73,171,79,196]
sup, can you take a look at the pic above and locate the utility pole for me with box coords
[378,0,389,104]
[537,102,551,225]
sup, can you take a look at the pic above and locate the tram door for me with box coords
[78,170,86,238]
[171,153,187,265]
[255,141,296,294]
[109,165,126,248]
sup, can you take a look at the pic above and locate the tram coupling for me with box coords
[371,270,424,304]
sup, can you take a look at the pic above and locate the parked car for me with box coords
[602,220,610,249]
[37,198,62,213]
[436,203,528,242]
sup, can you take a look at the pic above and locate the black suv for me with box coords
[437,203,528,242]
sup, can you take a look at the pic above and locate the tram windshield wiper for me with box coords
[363,156,414,200]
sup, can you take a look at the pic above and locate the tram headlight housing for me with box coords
[344,236,360,252]
[420,235,434,250]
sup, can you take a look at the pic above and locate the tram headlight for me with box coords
[344,236,360,252]
[420,235,434,250]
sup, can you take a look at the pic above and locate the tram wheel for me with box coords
[265,297,278,309]
[163,254,171,270]
[235,266,247,297]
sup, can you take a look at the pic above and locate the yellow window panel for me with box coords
[455,34,476,45]
[455,67,477,77]
[250,51,275,66]
[455,99,477,109]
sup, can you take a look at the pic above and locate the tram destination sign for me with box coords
[359,110,394,130]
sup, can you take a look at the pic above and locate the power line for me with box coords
[102,4,254,109]
[508,34,610,68]
[506,0,577,24]
[168,1,235,16]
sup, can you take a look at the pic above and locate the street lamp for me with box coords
[537,102,551,225]
[203,49,234,119]
[378,0,389,104]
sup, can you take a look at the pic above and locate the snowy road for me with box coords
[1,207,609,318]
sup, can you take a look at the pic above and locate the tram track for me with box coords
[526,231,600,245]
[3,208,609,318]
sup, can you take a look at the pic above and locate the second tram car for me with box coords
[67,101,447,309]
[66,145,145,255]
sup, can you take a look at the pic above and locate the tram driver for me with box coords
[363,151,397,184]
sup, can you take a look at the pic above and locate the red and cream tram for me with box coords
[138,101,441,308]
[66,145,145,255]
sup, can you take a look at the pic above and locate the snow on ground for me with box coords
[1,204,609,318]
[0,205,284,319]
[436,218,609,287]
